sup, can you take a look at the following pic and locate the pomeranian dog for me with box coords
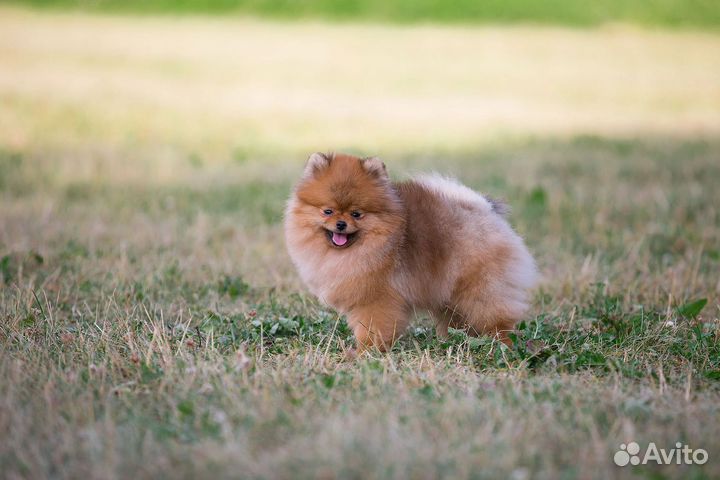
[285,152,538,355]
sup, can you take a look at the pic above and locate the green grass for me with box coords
[7,0,720,28]
[1,10,719,479]
[2,136,720,479]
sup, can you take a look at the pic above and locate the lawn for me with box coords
[7,0,720,28]
[0,7,719,479]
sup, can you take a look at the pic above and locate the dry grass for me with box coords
[1,7,720,160]
[1,7,719,480]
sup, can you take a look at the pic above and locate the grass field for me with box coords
[7,0,720,28]
[1,6,720,479]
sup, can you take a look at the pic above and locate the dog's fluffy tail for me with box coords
[486,196,510,217]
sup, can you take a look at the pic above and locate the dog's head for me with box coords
[288,152,403,252]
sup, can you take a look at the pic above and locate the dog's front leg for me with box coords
[346,296,408,355]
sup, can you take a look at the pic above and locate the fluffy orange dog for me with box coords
[285,152,538,355]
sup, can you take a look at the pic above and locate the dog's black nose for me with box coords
[336,220,347,231]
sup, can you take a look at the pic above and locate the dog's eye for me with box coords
[322,209,333,215]
[350,211,362,218]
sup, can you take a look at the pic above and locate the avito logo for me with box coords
[614,442,708,466]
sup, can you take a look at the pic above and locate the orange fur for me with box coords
[284,152,538,354]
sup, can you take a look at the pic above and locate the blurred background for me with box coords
[2,0,719,293]
[2,0,719,287]
[2,0,719,167]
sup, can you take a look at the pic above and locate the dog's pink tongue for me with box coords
[332,232,348,246]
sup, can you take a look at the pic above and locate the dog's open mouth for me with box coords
[325,230,358,248]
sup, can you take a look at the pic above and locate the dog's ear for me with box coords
[304,152,332,177]
[361,156,387,178]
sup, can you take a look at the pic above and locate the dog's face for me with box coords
[288,152,403,253]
